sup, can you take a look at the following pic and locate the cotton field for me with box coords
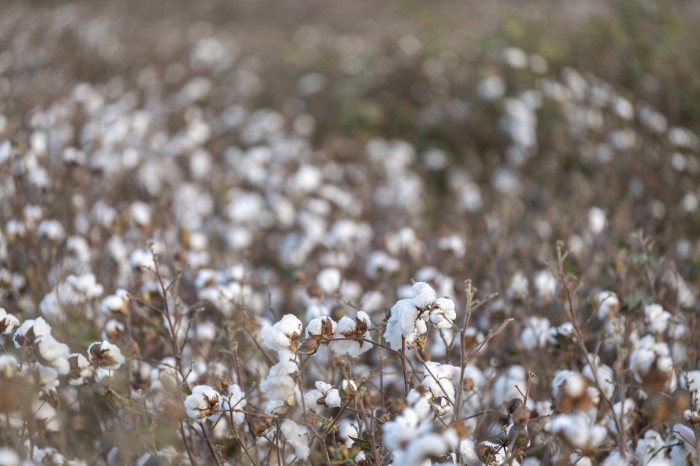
[1,1,700,465]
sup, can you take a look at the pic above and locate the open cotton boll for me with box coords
[635,430,667,465]
[630,336,674,391]
[607,399,636,435]
[384,298,421,350]
[184,385,220,421]
[588,207,606,234]
[304,381,342,411]
[534,270,557,299]
[383,408,421,451]
[221,384,246,425]
[549,412,607,449]
[492,365,527,406]
[671,424,698,466]
[583,362,615,399]
[0,448,20,466]
[331,312,371,358]
[412,282,437,308]
[595,291,619,320]
[395,431,458,466]
[0,308,20,335]
[520,316,550,350]
[261,360,298,414]
[429,297,456,329]
[317,267,341,294]
[261,314,302,361]
[644,303,671,334]
[280,419,310,460]
[87,340,126,370]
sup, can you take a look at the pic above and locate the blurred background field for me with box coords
[2,0,700,464]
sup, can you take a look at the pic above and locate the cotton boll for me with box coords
[492,365,527,407]
[644,304,671,334]
[184,385,220,421]
[549,412,606,449]
[221,384,247,425]
[412,282,437,309]
[261,314,302,361]
[384,298,420,350]
[520,316,550,350]
[533,270,557,300]
[583,362,615,400]
[507,271,529,300]
[595,291,620,320]
[0,308,19,335]
[280,419,310,460]
[88,341,126,370]
[588,207,606,234]
[317,267,341,295]
[331,312,371,358]
[0,448,20,466]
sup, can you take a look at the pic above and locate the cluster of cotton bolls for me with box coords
[2,3,700,464]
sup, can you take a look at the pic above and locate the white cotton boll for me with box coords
[37,220,65,241]
[507,271,529,300]
[492,365,527,406]
[359,290,385,314]
[34,363,60,390]
[221,384,246,425]
[32,398,61,432]
[534,270,557,299]
[67,353,93,385]
[304,389,325,411]
[644,303,671,334]
[384,298,420,350]
[583,363,615,400]
[338,420,359,448]
[364,250,400,279]
[281,419,310,460]
[288,164,322,194]
[317,267,341,295]
[608,399,636,435]
[37,335,71,372]
[671,424,698,465]
[635,430,667,466]
[184,385,220,421]
[596,291,620,320]
[0,308,19,335]
[306,317,337,338]
[261,360,298,410]
[88,340,126,370]
[261,314,302,360]
[195,321,218,342]
[0,448,20,466]
[429,297,457,329]
[477,75,505,100]
[552,370,587,399]
[130,201,152,228]
[400,432,455,466]
[325,388,341,408]
[550,413,606,449]
[412,282,436,308]
[459,438,480,466]
[383,408,420,450]
[331,312,371,358]
[503,47,528,69]
[520,316,550,350]
[0,354,18,378]
[588,207,607,234]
